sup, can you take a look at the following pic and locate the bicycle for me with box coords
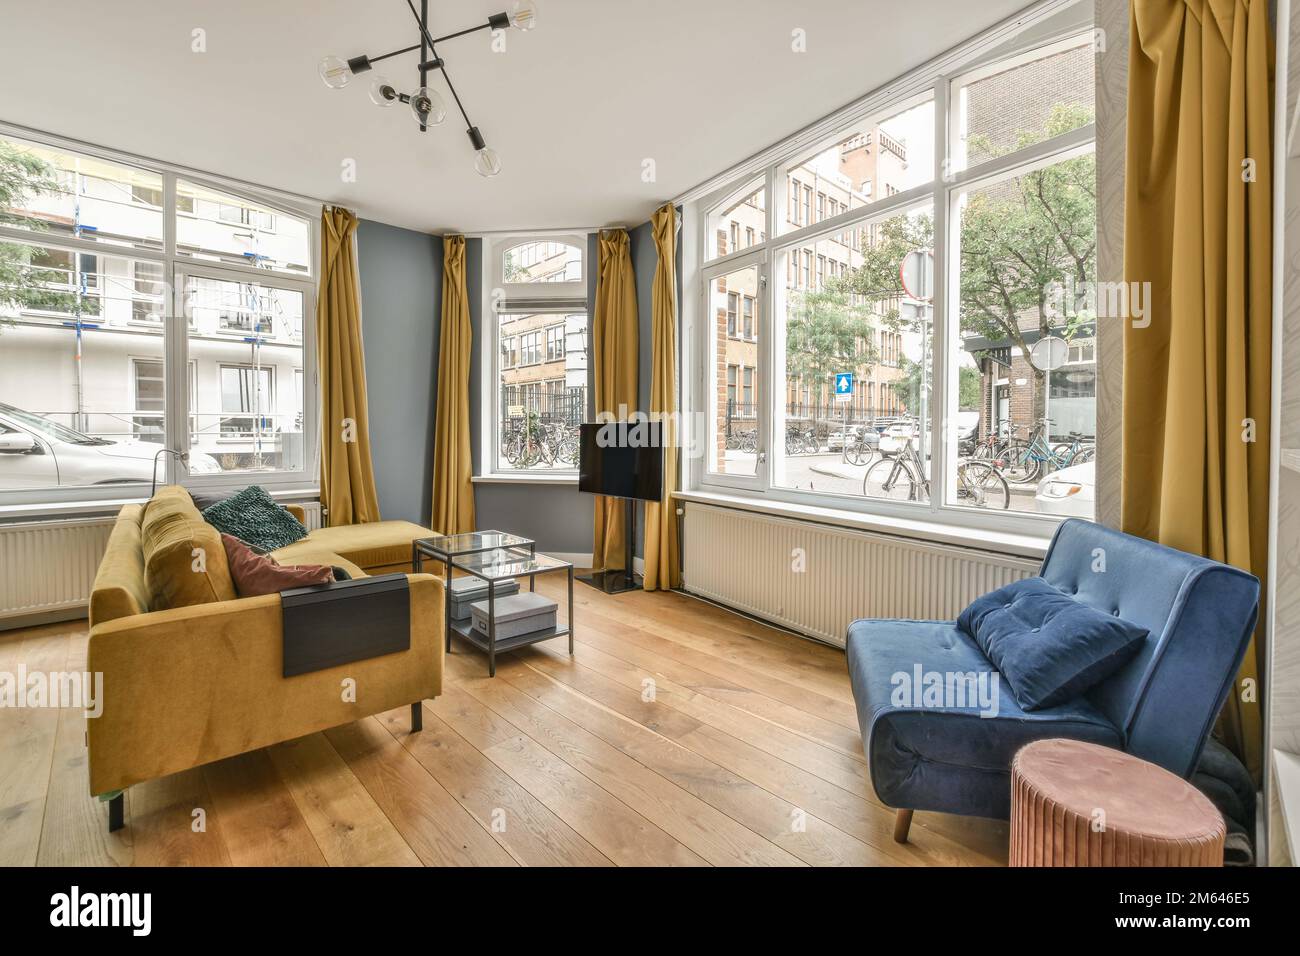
[1012,419,1095,484]
[1050,433,1095,468]
[843,425,877,466]
[501,413,561,468]
[864,436,1010,509]
[544,419,579,465]
[784,423,818,456]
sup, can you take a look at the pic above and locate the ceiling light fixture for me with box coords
[318,0,539,177]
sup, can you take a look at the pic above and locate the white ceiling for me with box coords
[0,0,1031,234]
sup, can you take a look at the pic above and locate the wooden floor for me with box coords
[0,578,1007,867]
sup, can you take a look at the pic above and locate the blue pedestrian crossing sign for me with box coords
[834,372,853,403]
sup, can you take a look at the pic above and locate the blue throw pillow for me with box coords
[201,485,308,554]
[957,577,1148,711]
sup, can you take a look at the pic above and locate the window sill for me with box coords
[0,486,319,522]
[472,473,579,485]
[672,488,1051,561]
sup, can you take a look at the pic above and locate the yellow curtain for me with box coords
[318,206,382,525]
[430,235,476,536]
[1122,0,1272,780]
[591,229,639,571]
[644,204,681,590]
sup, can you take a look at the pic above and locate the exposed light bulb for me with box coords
[410,86,447,127]
[508,0,538,31]
[475,147,502,178]
[318,55,351,89]
[369,76,397,107]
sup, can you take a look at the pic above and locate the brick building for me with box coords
[498,241,586,423]
[711,124,912,457]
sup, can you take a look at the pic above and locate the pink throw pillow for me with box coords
[220,533,333,597]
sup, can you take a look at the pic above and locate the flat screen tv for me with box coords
[578,421,664,501]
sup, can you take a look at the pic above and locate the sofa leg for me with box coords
[893,808,913,844]
[410,701,423,732]
[108,792,124,832]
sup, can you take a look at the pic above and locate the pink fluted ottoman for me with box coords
[1010,739,1224,867]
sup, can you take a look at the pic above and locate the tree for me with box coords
[0,141,80,331]
[888,355,924,413]
[957,104,1096,419]
[958,364,980,409]
[841,103,1097,424]
[785,278,878,431]
[838,212,933,327]
[887,358,978,412]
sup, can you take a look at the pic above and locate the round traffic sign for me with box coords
[1030,335,1070,371]
[899,249,934,302]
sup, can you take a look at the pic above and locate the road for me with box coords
[721,450,1044,513]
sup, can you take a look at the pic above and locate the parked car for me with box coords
[878,421,918,457]
[826,425,868,451]
[869,416,906,434]
[954,410,980,442]
[0,402,222,489]
[1034,461,1095,517]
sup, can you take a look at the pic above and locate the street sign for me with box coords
[1030,335,1069,372]
[900,249,935,302]
[834,372,853,403]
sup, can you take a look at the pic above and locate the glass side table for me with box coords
[412,532,572,676]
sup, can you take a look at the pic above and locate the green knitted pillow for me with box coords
[201,485,308,553]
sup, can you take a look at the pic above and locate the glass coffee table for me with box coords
[413,532,573,677]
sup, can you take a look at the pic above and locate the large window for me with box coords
[688,7,1096,531]
[485,235,588,475]
[176,179,311,275]
[0,130,318,501]
[184,271,306,473]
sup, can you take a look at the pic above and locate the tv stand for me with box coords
[578,496,642,594]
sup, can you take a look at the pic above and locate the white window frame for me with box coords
[678,0,1097,540]
[0,121,321,508]
[177,258,315,487]
[478,232,589,481]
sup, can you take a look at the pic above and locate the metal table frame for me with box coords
[413,533,573,677]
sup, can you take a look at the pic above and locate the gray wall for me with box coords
[355,219,442,526]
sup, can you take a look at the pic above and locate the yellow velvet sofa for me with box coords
[86,486,443,831]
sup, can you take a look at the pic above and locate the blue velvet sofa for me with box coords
[845,519,1259,843]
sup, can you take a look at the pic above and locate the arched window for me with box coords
[502,239,582,285]
[485,235,588,476]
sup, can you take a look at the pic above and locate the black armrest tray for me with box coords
[280,573,411,677]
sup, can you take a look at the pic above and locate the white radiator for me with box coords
[298,501,323,531]
[0,500,323,625]
[0,517,115,623]
[682,503,1039,647]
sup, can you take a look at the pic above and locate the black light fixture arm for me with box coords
[322,1,530,174]
[347,44,420,73]
[360,17,503,68]
[438,16,509,43]
[418,0,430,130]
[404,0,475,131]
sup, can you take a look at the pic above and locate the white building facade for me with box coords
[0,131,316,493]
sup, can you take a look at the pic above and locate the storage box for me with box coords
[470,591,558,641]
[448,576,520,621]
